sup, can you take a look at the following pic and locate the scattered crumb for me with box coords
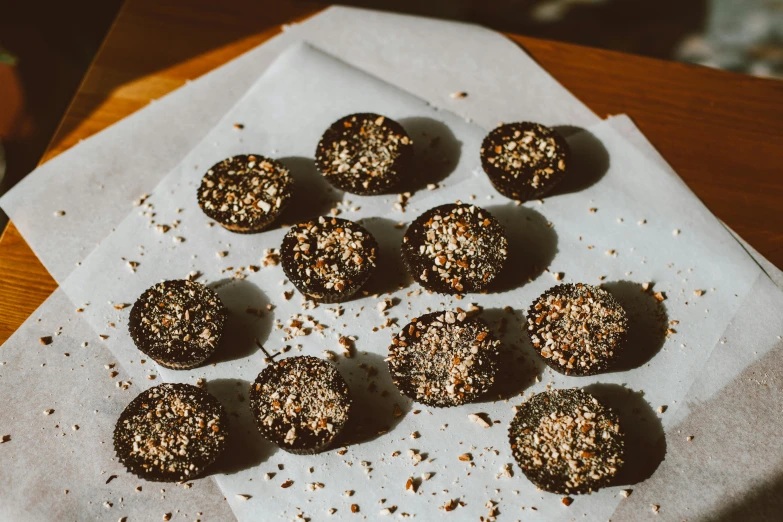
[39,336,53,346]
[562,497,574,507]
[686,436,694,442]
[450,91,467,99]
[621,489,632,498]
[467,413,491,428]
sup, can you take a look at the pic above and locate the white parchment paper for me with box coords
[46,44,781,521]
[0,5,598,284]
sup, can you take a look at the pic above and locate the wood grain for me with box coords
[2,0,782,345]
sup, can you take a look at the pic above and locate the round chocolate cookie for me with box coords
[508,388,624,495]
[388,310,500,407]
[129,280,227,370]
[315,113,413,195]
[114,383,228,482]
[249,356,351,454]
[280,216,378,303]
[197,154,293,233]
[480,122,570,201]
[401,203,508,295]
[526,283,628,376]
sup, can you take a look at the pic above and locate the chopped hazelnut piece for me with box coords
[467,413,491,428]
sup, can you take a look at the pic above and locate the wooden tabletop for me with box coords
[1,0,782,344]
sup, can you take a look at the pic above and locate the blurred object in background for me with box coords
[336,0,782,78]
[677,0,783,78]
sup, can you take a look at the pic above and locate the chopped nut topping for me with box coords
[403,203,508,294]
[198,155,292,232]
[527,283,628,375]
[509,389,624,494]
[388,312,499,407]
[316,113,413,195]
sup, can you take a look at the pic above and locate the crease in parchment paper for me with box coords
[0,5,598,284]
[51,44,773,521]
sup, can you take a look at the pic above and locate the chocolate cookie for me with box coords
[388,310,500,407]
[315,113,413,195]
[197,154,293,233]
[114,383,228,482]
[480,122,570,201]
[526,283,628,376]
[401,203,508,294]
[508,388,624,494]
[129,280,226,370]
[281,216,378,303]
[249,356,352,455]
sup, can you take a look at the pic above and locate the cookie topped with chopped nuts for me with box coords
[508,388,624,494]
[197,154,293,233]
[388,311,500,407]
[129,280,226,370]
[402,203,508,295]
[114,383,228,482]
[281,216,378,303]
[315,113,413,195]
[526,283,628,376]
[249,356,352,454]
[480,122,570,201]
